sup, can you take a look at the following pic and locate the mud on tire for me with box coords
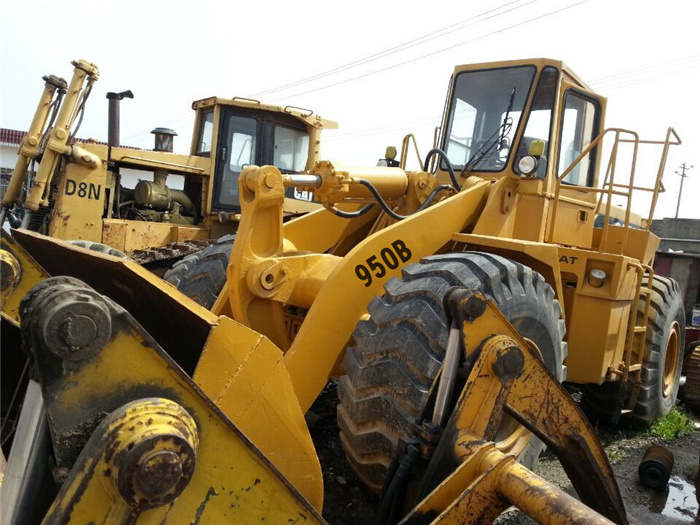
[337,252,567,492]
[163,234,235,308]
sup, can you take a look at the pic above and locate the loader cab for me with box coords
[441,59,604,185]
[439,59,606,246]
[191,98,337,215]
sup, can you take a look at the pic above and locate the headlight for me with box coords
[518,155,538,176]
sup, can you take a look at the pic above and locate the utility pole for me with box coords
[675,163,694,218]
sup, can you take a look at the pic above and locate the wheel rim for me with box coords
[662,321,681,398]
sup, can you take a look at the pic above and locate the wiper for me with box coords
[460,118,513,176]
[501,87,516,145]
[460,87,516,177]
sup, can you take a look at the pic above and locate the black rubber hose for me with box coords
[423,148,459,191]
[356,179,453,221]
[327,203,375,218]
[377,445,419,525]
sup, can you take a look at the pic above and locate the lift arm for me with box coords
[400,290,628,524]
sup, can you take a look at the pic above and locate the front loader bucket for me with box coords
[1,229,324,521]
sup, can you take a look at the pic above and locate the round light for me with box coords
[588,269,607,288]
[518,155,538,176]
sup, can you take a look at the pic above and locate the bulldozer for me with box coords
[0,59,336,271]
[0,57,686,524]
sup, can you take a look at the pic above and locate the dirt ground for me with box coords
[309,381,700,525]
[532,425,700,525]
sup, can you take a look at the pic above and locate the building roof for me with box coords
[0,127,140,149]
[0,128,26,147]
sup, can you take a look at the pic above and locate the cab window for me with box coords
[195,110,214,156]
[514,66,559,177]
[443,65,536,172]
[274,126,309,172]
[218,116,256,207]
[558,91,600,187]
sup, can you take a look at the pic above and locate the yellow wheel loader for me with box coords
[1,232,628,524]
[0,60,336,273]
[0,57,685,524]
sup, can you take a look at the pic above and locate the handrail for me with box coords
[400,134,423,170]
[648,127,681,221]
[547,127,681,256]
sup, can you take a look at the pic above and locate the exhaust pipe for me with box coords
[106,90,134,147]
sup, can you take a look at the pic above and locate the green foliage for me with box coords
[649,408,695,440]
[607,449,622,462]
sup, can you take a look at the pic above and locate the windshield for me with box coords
[443,65,536,172]
[212,107,312,210]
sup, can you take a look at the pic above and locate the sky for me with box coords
[1,0,698,220]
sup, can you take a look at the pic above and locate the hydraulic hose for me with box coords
[355,179,454,221]
[423,148,459,191]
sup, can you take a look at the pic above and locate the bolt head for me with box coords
[493,346,525,381]
[60,314,97,348]
[136,450,184,497]
[264,173,277,188]
[464,294,487,319]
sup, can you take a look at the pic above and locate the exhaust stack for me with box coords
[106,90,134,147]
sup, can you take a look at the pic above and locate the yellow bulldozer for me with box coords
[0,59,336,273]
[0,57,686,524]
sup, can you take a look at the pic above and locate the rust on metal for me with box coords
[412,292,629,524]
[638,444,674,489]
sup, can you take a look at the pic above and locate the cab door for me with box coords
[547,81,605,249]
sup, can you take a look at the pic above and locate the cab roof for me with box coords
[452,58,592,92]
[192,96,338,130]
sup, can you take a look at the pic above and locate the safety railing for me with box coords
[399,133,423,170]
[547,127,681,256]
[549,127,680,414]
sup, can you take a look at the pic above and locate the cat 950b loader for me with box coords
[0,57,685,524]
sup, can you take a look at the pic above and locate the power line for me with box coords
[591,56,698,85]
[126,1,588,142]
[268,0,589,102]
[130,1,536,136]
[590,56,699,91]
[252,0,537,98]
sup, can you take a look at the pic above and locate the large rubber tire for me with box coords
[163,234,235,308]
[632,275,685,424]
[682,344,700,412]
[583,275,685,426]
[337,252,567,493]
